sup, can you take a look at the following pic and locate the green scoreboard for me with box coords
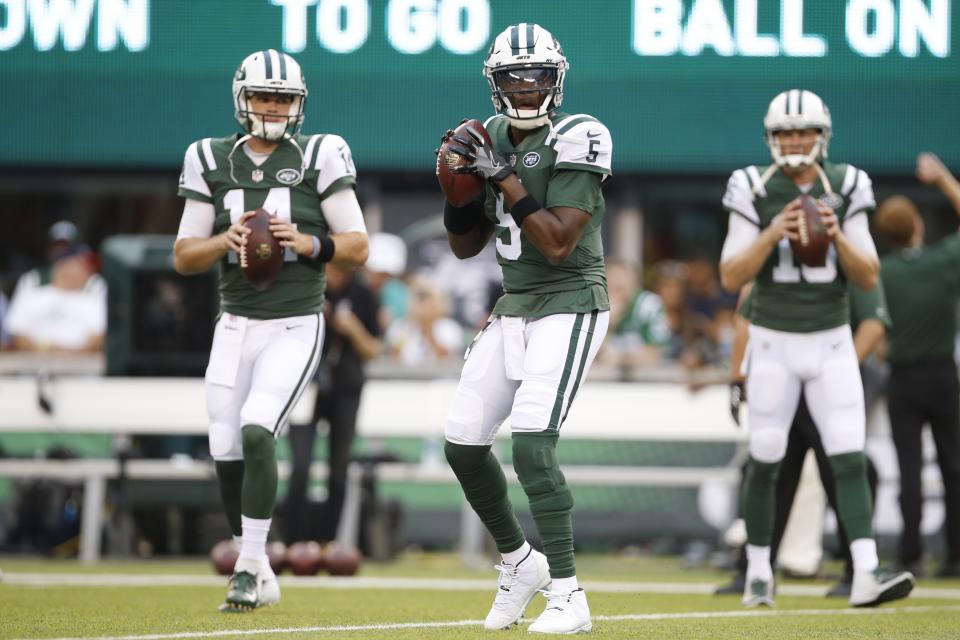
[3,0,957,172]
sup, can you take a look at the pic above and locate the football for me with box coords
[240,207,283,291]
[286,540,325,576]
[323,542,362,576]
[791,195,831,267]
[436,119,490,207]
[209,539,239,576]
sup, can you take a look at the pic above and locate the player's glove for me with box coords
[449,126,515,184]
[729,380,746,427]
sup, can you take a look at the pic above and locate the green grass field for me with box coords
[2,554,959,639]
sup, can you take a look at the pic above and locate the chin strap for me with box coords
[227,134,253,184]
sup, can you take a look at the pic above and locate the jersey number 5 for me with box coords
[772,238,837,283]
[223,188,298,264]
[495,193,521,261]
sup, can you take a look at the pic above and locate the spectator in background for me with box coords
[364,233,408,333]
[5,243,106,353]
[599,261,670,368]
[650,260,690,361]
[284,263,382,543]
[9,221,105,309]
[385,276,464,366]
[685,257,738,364]
[876,152,960,577]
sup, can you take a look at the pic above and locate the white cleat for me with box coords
[483,548,551,630]
[742,578,775,608]
[258,558,280,607]
[528,588,592,634]
[849,568,914,607]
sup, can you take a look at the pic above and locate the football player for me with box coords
[719,89,914,607]
[438,23,612,634]
[173,50,368,611]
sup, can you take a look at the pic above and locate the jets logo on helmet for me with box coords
[764,89,832,169]
[484,23,568,130]
[232,49,308,142]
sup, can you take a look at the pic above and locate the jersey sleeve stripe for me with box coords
[200,138,217,171]
[177,187,213,203]
[483,115,500,128]
[303,134,322,169]
[728,208,761,227]
[840,165,858,196]
[554,161,611,176]
[318,175,357,202]
[745,166,767,198]
[556,115,597,136]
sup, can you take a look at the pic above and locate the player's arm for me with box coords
[853,319,885,363]
[173,201,253,275]
[270,188,369,267]
[496,175,590,265]
[917,152,960,216]
[718,171,801,292]
[444,199,496,259]
[826,170,880,291]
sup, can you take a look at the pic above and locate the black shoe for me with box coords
[715,572,746,595]
[825,576,852,598]
[935,561,960,578]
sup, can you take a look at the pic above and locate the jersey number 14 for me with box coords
[223,187,298,264]
[772,237,837,283]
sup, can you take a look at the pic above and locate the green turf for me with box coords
[1,554,959,639]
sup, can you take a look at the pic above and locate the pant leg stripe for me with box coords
[559,309,599,430]
[548,313,585,431]
[273,314,323,435]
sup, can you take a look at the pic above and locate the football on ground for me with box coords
[209,539,239,575]
[286,540,326,575]
[240,207,283,291]
[435,119,490,207]
[792,195,830,267]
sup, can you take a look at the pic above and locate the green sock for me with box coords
[241,424,278,519]
[215,460,244,537]
[444,441,525,553]
[513,433,576,579]
[829,451,874,540]
[743,457,780,546]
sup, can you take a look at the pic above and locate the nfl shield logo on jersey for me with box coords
[251,169,264,183]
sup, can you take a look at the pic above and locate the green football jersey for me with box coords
[722,161,877,332]
[881,236,960,365]
[483,112,612,317]
[177,133,357,320]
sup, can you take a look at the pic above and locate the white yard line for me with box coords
[4,573,960,601]
[13,605,960,640]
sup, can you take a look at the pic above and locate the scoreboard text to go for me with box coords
[1,0,951,59]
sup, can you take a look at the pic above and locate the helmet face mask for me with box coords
[763,89,832,169]
[484,24,568,129]
[233,50,308,142]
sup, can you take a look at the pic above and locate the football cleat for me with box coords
[258,558,280,607]
[528,588,592,634]
[742,578,775,608]
[483,548,551,630]
[219,570,262,613]
[849,568,914,607]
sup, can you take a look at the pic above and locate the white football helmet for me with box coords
[483,23,568,130]
[764,89,832,168]
[232,49,307,142]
